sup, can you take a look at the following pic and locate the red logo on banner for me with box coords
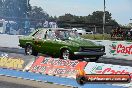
[117,44,132,54]
[94,67,132,79]
[30,56,87,78]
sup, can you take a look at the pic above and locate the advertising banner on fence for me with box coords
[29,56,87,78]
[84,62,132,87]
[0,51,35,70]
[93,40,132,60]
[84,62,132,77]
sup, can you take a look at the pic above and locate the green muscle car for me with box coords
[19,28,105,61]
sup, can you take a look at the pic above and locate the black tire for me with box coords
[60,49,73,60]
[25,44,38,56]
[89,57,99,62]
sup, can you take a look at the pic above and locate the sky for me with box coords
[30,0,132,25]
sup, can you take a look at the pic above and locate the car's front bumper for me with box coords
[74,52,106,56]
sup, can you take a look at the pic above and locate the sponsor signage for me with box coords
[92,40,132,60]
[30,56,87,78]
[110,43,132,56]
[0,51,35,70]
[0,52,24,70]
[84,62,132,87]
[84,62,132,78]
[76,74,130,85]
[84,74,131,83]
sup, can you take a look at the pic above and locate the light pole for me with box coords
[130,19,132,28]
[103,0,106,39]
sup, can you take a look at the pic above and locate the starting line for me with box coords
[0,68,126,88]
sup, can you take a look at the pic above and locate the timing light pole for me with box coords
[103,0,106,40]
[130,19,132,28]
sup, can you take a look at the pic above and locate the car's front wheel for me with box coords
[60,49,73,60]
[25,44,38,56]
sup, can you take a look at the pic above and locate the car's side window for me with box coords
[34,30,44,39]
[45,31,50,39]
[46,30,56,40]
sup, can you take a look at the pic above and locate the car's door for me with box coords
[40,30,56,55]
[33,30,45,52]
[41,29,64,56]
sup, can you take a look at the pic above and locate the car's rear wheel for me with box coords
[89,57,99,62]
[25,44,38,56]
[60,49,72,60]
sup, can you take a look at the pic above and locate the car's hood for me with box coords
[64,37,103,47]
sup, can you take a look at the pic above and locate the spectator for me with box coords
[110,29,114,38]
[125,29,131,40]
[6,21,11,34]
[113,27,119,38]
[118,28,125,40]
[130,29,132,37]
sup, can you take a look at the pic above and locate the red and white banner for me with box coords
[29,56,87,78]
[84,62,132,78]
[92,40,132,60]
[84,62,132,87]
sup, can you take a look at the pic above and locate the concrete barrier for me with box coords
[29,56,87,78]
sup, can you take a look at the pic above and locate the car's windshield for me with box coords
[54,30,80,40]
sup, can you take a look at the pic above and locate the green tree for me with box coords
[28,6,50,28]
[48,16,57,22]
[88,11,111,24]
[58,13,75,22]
[29,6,49,21]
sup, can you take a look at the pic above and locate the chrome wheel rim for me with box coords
[26,45,32,55]
[62,50,70,60]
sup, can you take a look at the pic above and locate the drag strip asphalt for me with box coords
[0,47,24,54]
[0,47,132,67]
[0,76,71,88]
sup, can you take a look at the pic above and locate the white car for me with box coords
[72,28,93,35]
